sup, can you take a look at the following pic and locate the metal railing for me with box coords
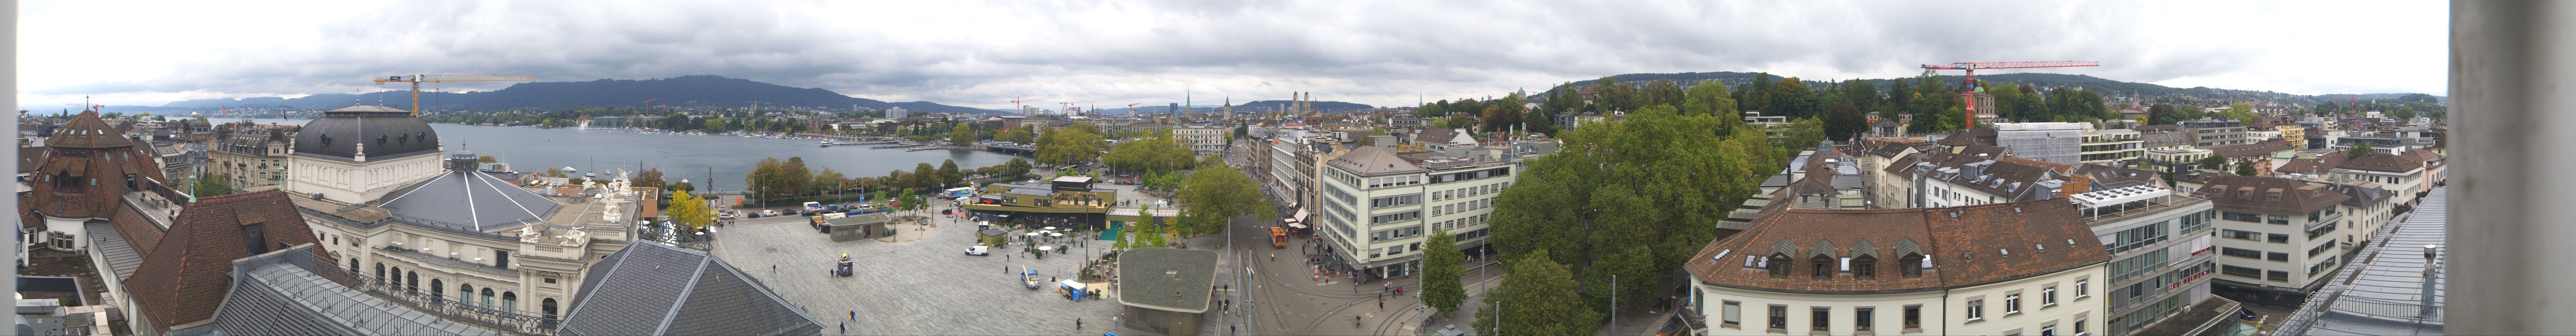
[356,276,558,335]
[376,245,516,276]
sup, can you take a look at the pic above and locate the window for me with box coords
[1813,307,1832,331]
[2005,293,2022,315]
[543,278,557,284]
[2222,265,2264,279]
[543,298,560,320]
[1901,253,1925,278]
[2221,211,2263,222]
[1853,255,1878,280]
[2076,279,2090,299]
[2074,316,2088,335]
[1812,255,1836,280]
[2042,286,2059,307]
[2267,252,2290,262]
[1966,300,1986,322]
[1723,301,1742,327]
[2223,229,2259,241]
[2222,247,2264,260]
[241,223,269,255]
[496,250,512,268]
[502,292,518,314]
[2267,233,2290,243]
[2267,270,2290,282]
[1769,305,1789,330]
[1768,254,1791,278]
[1903,305,1922,330]
[2266,215,2291,225]
[2041,324,2057,336]
[47,232,73,250]
[1855,307,1875,332]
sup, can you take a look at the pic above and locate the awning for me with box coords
[1287,209,1311,228]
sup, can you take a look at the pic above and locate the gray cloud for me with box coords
[31,1,2443,108]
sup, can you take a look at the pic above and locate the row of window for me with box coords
[1369,194,1421,209]
[2221,229,2293,243]
[1366,175,1421,188]
[1369,211,1421,224]
[1431,214,1488,232]
[360,259,557,319]
[1427,167,1510,184]
[2221,247,2292,262]
[1721,290,2090,334]
[1370,226,1422,242]
[1753,253,1923,280]
[1430,181,1508,200]
[1434,198,1492,216]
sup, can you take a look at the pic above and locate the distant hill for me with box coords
[160,75,991,114]
[1536,71,2441,105]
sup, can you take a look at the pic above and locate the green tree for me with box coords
[2235,158,2259,176]
[1821,102,1866,140]
[1421,230,1467,315]
[814,168,847,197]
[666,181,695,193]
[914,163,939,190]
[2348,142,2376,159]
[669,191,712,230]
[1491,104,1778,313]
[476,155,498,163]
[1470,250,1602,336]
[949,123,974,145]
[2199,155,2229,172]
[1035,123,1108,165]
[1176,161,1268,235]
[193,173,233,196]
[939,159,963,187]
[633,169,667,197]
[1780,117,1826,150]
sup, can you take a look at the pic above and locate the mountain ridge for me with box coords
[1535,71,2443,104]
[157,75,992,114]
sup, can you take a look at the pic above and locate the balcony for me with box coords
[376,245,516,277]
[356,276,557,334]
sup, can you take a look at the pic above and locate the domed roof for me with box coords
[293,104,440,161]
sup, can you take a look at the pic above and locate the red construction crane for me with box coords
[1126,103,1141,116]
[1011,97,1047,115]
[1921,61,2100,129]
[643,99,657,115]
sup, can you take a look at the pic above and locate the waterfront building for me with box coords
[1315,145,1517,278]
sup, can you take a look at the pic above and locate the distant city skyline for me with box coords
[23,1,2446,109]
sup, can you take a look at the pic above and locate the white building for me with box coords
[1317,145,1516,278]
[285,104,644,322]
[1684,200,2109,336]
[2070,183,2222,334]
[1172,121,1231,156]
[2193,176,2353,307]
[884,107,909,119]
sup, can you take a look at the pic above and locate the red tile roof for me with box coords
[30,130,167,220]
[1685,200,2112,293]
[2336,152,2423,173]
[125,190,326,333]
[2194,176,2348,214]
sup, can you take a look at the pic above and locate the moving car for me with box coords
[967,245,990,256]
[763,210,781,217]
[1023,269,1043,289]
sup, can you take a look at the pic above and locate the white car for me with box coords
[762,210,780,217]
[966,245,990,256]
[718,213,735,220]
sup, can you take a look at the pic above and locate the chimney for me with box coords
[2422,244,2441,316]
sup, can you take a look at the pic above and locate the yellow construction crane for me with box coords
[373,74,537,116]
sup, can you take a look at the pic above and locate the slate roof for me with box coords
[2002,157,2075,175]
[1327,146,1427,177]
[1116,248,1219,313]
[84,221,147,281]
[293,104,442,162]
[2338,152,2423,173]
[195,245,504,336]
[558,242,822,336]
[18,146,47,173]
[2274,187,2448,336]
[1880,156,1920,176]
[376,170,566,233]
[2195,176,2349,214]
[31,112,167,220]
[126,190,323,333]
[2074,164,2160,188]
[1684,200,2113,293]
[2209,139,2296,159]
[1935,128,1997,147]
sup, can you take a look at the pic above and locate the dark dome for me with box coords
[294,104,440,161]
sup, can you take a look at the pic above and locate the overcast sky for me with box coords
[22,1,2447,110]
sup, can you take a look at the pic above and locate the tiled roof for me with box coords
[1326,146,1427,177]
[18,146,47,173]
[49,111,133,149]
[2275,154,2346,176]
[1881,156,1920,176]
[2336,152,2423,173]
[2002,158,2075,175]
[1935,160,2065,200]
[126,190,323,333]
[559,242,822,336]
[1684,200,2113,293]
[2195,176,2349,214]
[2075,164,2160,188]
[31,136,167,219]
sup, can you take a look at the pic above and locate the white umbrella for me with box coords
[1051,233,1064,237]
[1037,246,1053,251]
[1026,232,1041,237]
[1044,226,1057,231]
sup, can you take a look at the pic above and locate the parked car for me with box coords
[966,245,990,256]
[763,210,781,217]
[718,213,736,220]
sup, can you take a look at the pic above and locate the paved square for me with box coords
[710,207,1240,335]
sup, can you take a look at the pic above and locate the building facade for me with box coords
[1316,146,1515,278]
[1684,200,2110,336]
[1173,121,1231,156]
[211,126,296,190]
[2179,118,2248,148]
[2081,129,2145,165]
[2195,176,2351,307]
[2072,184,2222,335]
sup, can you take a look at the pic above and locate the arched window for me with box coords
[1853,255,1879,280]
[1811,255,1836,279]
[481,288,496,309]
[1901,253,1925,278]
[543,298,560,320]
[459,284,475,306]
[502,292,518,314]
[405,271,419,293]
[1767,254,1790,278]
[374,263,386,281]
[348,258,360,274]
[430,279,445,303]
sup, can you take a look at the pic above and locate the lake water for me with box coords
[229,118,1026,192]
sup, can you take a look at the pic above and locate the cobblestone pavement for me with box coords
[712,206,1238,335]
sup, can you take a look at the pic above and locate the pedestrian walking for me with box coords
[1076,318,1083,329]
[1379,301,1384,309]
[838,322,845,334]
[849,310,855,320]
